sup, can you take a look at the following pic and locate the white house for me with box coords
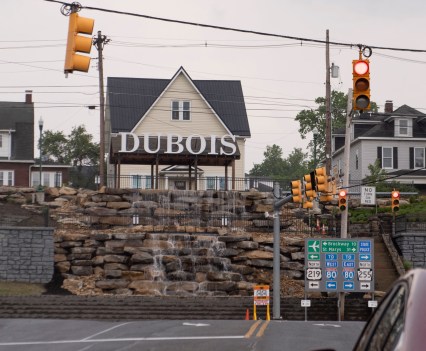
[332,101,426,190]
[105,67,251,190]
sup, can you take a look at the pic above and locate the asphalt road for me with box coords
[0,319,364,351]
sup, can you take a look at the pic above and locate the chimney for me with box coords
[384,100,393,113]
[25,90,32,104]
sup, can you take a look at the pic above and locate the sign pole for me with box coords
[339,88,353,321]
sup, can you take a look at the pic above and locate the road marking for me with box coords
[182,322,210,327]
[82,322,132,340]
[244,320,262,338]
[0,336,246,346]
[255,321,270,337]
[313,323,341,328]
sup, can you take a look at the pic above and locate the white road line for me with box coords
[82,322,132,340]
[0,336,245,346]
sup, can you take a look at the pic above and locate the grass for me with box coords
[0,282,46,296]
[350,195,426,223]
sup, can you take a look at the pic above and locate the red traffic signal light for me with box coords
[64,12,95,74]
[352,59,371,111]
[338,190,347,211]
[391,190,400,212]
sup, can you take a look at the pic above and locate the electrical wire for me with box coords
[44,0,426,53]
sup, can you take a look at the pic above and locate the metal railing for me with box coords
[103,175,291,192]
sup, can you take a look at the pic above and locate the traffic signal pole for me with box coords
[272,182,293,320]
[325,30,332,174]
[338,88,353,321]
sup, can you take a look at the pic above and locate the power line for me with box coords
[44,0,426,53]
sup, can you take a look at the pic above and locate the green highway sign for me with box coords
[307,253,320,260]
[304,238,375,293]
[321,240,358,253]
[307,240,321,253]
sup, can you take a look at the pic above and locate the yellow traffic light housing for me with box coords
[338,190,347,211]
[290,180,302,204]
[304,172,316,199]
[303,198,314,209]
[314,167,328,193]
[352,59,371,111]
[319,194,333,203]
[391,190,400,212]
[64,12,95,74]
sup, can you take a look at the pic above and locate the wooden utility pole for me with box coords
[93,31,109,188]
[325,29,332,174]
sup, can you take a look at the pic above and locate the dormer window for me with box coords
[399,119,408,135]
[171,101,191,121]
[395,118,412,137]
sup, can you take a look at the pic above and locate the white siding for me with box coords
[118,72,246,181]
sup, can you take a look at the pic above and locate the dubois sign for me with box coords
[119,132,238,156]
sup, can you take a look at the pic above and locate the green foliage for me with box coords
[40,125,99,167]
[249,145,309,181]
[295,91,378,166]
[40,125,99,187]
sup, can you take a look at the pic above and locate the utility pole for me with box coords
[338,88,353,322]
[93,31,110,188]
[325,29,332,174]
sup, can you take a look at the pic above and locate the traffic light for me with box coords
[391,190,400,212]
[303,197,314,209]
[338,190,347,211]
[290,180,302,204]
[64,12,95,74]
[314,167,328,193]
[352,59,371,111]
[304,172,316,198]
[319,194,333,203]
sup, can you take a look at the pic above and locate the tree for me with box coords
[295,91,378,164]
[249,144,286,178]
[40,125,99,188]
[40,130,68,164]
[249,145,309,181]
[66,126,99,169]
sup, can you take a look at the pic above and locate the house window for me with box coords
[31,171,62,187]
[399,119,408,135]
[382,147,393,169]
[131,174,152,189]
[355,150,359,170]
[171,101,190,121]
[206,177,216,190]
[0,133,11,157]
[415,148,425,168]
[0,170,14,186]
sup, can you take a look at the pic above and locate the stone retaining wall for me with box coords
[55,230,307,296]
[0,227,54,283]
[393,232,426,268]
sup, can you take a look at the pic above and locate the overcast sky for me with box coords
[3,0,426,172]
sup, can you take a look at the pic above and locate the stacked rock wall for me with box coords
[55,230,306,296]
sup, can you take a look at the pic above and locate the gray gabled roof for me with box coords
[107,68,251,137]
[392,104,426,117]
